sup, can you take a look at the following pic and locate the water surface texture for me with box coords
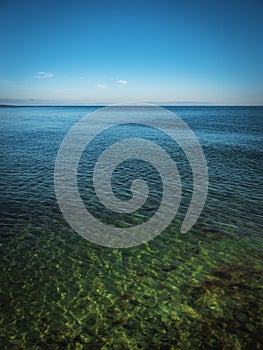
[0,106,263,349]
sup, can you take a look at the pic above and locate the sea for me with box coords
[0,106,262,349]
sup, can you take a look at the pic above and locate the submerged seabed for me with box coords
[0,106,263,349]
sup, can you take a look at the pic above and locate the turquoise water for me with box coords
[0,106,263,349]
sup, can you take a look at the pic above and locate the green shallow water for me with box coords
[2,226,263,349]
[0,106,263,349]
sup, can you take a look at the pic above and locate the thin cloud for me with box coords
[96,84,107,90]
[35,72,54,79]
[54,88,72,93]
[0,79,12,84]
[117,79,128,86]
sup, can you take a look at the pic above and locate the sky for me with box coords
[0,0,262,105]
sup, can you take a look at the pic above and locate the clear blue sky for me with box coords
[0,0,262,105]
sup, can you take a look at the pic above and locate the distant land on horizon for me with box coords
[0,99,262,107]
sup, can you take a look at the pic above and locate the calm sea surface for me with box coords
[0,106,262,349]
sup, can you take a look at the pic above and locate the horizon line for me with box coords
[1,103,263,108]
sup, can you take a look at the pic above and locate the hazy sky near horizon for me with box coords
[0,0,262,104]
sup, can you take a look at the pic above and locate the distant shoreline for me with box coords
[1,104,262,108]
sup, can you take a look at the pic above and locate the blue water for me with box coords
[0,106,262,349]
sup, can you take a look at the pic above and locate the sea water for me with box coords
[0,106,262,349]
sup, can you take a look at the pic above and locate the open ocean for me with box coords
[0,106,262,349]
